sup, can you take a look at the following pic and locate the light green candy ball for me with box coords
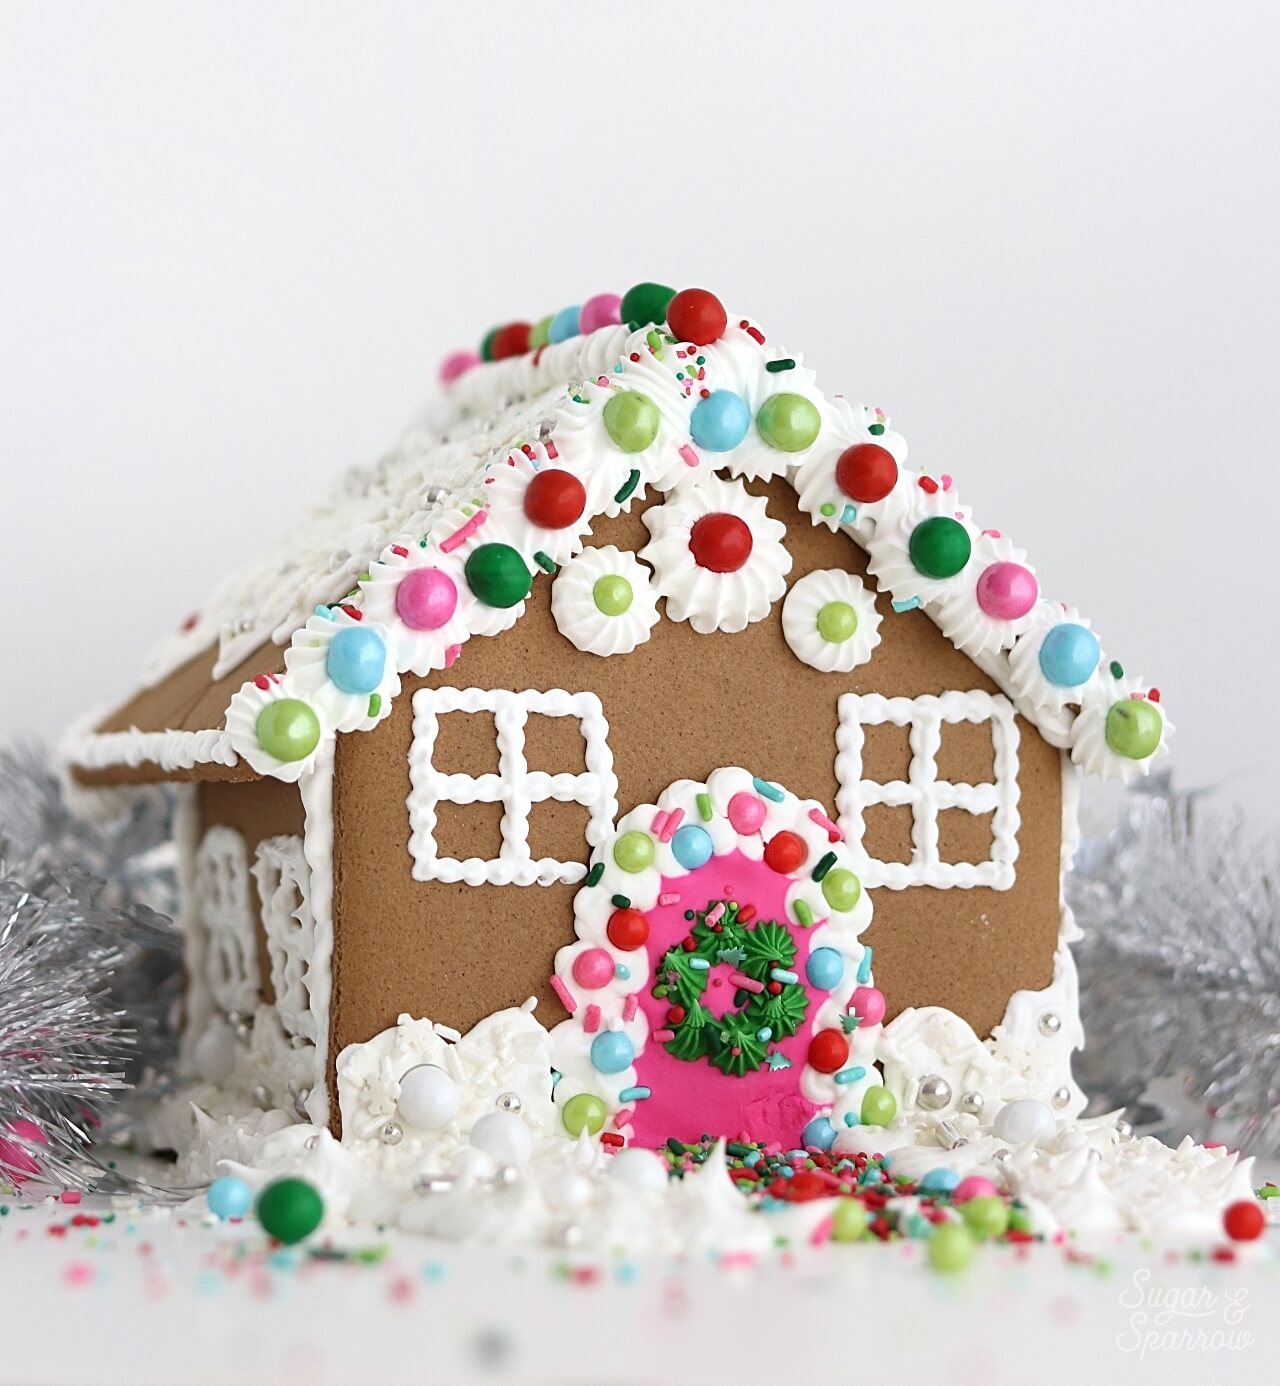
[860,1085,897,1127]
[928,1221,976,1273]
[1104,698,1162,760]
[561,1092,606,1137]
[603,391,660,453]
[593,574,633,616]
[817,600,858,644]
[256,699,320,763]
[960,1194,1009,1241]
[756,393,821,452]
[832,1200,869,1243]
[613,830,655,873]
[821,867,861,913]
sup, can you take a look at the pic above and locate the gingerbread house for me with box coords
[63,283,1169,1146]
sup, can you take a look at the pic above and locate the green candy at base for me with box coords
[529,314,554,349]
[593,574,633,616]
[756,393,821,452]
[561,1092,607,1137]
[256,1177,324,1245]
[909,516,972,579]
[1104,698,1162,760]
[832,1199,870,1242]
[960,1194,1009,1241]
[817,600,858,644]
[256,699,321,763]
[613,830,655,873]
[821,867,861,913]
[928,1221,976,1272]
[465,543,532,608]
[860,1085,897,1126]
[620,281,676,329]
[480,326,500,361]
[603,391,661,452]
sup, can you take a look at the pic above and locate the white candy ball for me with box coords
[192,1020,237,1084]
[992,1098,1056,1146]
[469,1111,533,1167]
[607,1147,668,1192]
[397,1064,461,1131]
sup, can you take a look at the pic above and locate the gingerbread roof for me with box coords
[64,283,1169,789]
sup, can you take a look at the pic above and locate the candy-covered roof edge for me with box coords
[64,284,1170,789]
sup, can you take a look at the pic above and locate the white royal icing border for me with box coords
[781,568,882,673]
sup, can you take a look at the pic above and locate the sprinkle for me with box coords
[658,807,683,843]
[667,1138,687,1155]
[844,1112,859,1127]
[583,1005,602,1033]
[766,358,795,373]
[367,694,381,718]
[613,1109,632,1129]
[744,324,765,345]
[792,899,813,928]
[982,528,1002,538]
[545,439,559,460]
[391,544,409,558]
[1110,660,1124,678]
[696,792,714,821]
[941,474,954,491]
[652,1029,676,1043]
[770,968,798,985]
[600,1132,625,1148]
[919,476,939,495]
[857,947,873,984]
[752,777,784,802]
[585,862,604,888]
[253,674,272,691]
[689,957,711,972]
[651,810,669,839]
[892,597,921,613]
[658,892,681,906]
[737,903,756,923]
[618,1087,651,1102]
[835,1066,868,1085]
[439,509,488,554]
[533,550,557,573]
[767,1052,792,1072]
[840,504,857,525]
[443,643,461,667]
[811,852,837,882]
[611,894,631,909]
[729,971,764,994]
[868,422,885,436]
[809,808,843,841]
[622,994,638,1022]
[706,902,725,925]
[614,469,641,504]
[646,329,664,359]
[679,444,700,468]
[314,604,335,620]
[550,975,578,1014]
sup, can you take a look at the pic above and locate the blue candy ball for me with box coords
[805,947,845,991]
[918,1166,961,1194]
[548,305,583,344]
[590,1030,635,1075]
[1038,622,1100,688]
[326,626,386,695]
[670,824,714,870]
[207,1174,253,1220]
[689,390,751,452]
[801,1115,837,1151]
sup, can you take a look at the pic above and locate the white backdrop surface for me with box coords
[1,1,1277,817]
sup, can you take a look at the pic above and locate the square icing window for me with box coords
[835,691,1021,890]
[408,688,618,887]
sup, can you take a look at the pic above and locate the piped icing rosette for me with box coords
[1069,672,1170,783]
[357,542,475,676]
[1007,604,1102,742]
[278,605,402,734]
[865,479,978,609]
[639,474,792,634]
[781,569,882,673]
[477,443,595,566]
[933,533,1040,658]
[551,545,661,657]
[792,397,908,538]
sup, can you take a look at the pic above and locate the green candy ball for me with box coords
[821,867,861,913]
[465,543,532,608]
[480,326,500,362]
[960,1194,1010,1241]
[256,1177,324,1245]
[613,830,655,873]
[928,1221,976,1273]
[593,574,633,616]
[756,393,821,452]
[1104,698,1163,760]
[529,314,554,349]
[832,1199,870,1243]
[817,600,858,644]
[860,1085,897,1127]
[603,391,661,453]
[255,699,320,763]
[561,1092,607,1137]
[908,516,972,579]
[620,281,676,329]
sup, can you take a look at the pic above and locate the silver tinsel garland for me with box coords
[1069,773,1280,1155]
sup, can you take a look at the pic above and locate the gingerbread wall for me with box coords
[328,476,1063,1091]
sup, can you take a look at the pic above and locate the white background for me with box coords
[1,1,1276,819]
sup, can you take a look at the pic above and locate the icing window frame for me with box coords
[194,824,261,1015]
[835,691,1021,891]
[408,687,618,887]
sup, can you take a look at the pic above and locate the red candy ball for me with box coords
[808,1029,850,1074]
[764,831,807,874]
[835,443,898,503]
[1222,1199,1266,1242]
[667,288,728,345]
[523,468,587,530]
[490,321,533,360]
[689,513,753,572]
[606,906,649,951]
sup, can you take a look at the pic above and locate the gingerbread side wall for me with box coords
[327,476,1063,1094]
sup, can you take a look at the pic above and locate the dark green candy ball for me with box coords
[620,281,677,329]
[256,1177,324,1245]
[908,516,972,579]
[465,542,533,608]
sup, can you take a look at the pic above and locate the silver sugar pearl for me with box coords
[1038,1012,1062,1037]
[413,1173,455,1196]
[380,1120,404,1146]
[495,1092,523,1115]
[251,1084,271,1108]
[493,1163,521,1188]
[1115,1119,1134,1141]
[1051,1085,1071,1109]
[916,1074,952,1111]
[958,1091,985,1117]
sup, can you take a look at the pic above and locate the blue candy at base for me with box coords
[918,1166,961,1193]
[590,1030,635,1074]
[326,626,386,695]
[690,390,752,452]
[207,1174,253,1219]
[548,305,582,344]
[1038,622,1100,687]
[670,824,714,870]
[801,1115,838,1151]
[805,947,845,990]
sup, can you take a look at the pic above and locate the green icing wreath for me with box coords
[651,899,809,1078]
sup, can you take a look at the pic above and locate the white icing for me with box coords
[407,687,618,887]
[638,473,792,634]
[193,826,260,1016]
[250,835,319,1048]
[1006,603,1095,742]
[781,568,882,673]
[792,395,909,536]
[298,743,335,1125]
[62,726,235,774]
[1070,673,1171,783]
[835,690,1022,890]
[864,481,979,609]
[550,545,660,656]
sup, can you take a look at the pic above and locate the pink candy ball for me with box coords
[727,791,766,835]
[439,349,481,385]
[578,293,622,335]
[572,948,615,989]
[850,985,886,1026]
[396,567,458,631]
[952,1174,999,1204]
[976,561,1038,621]
[0,1119,47,1179]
